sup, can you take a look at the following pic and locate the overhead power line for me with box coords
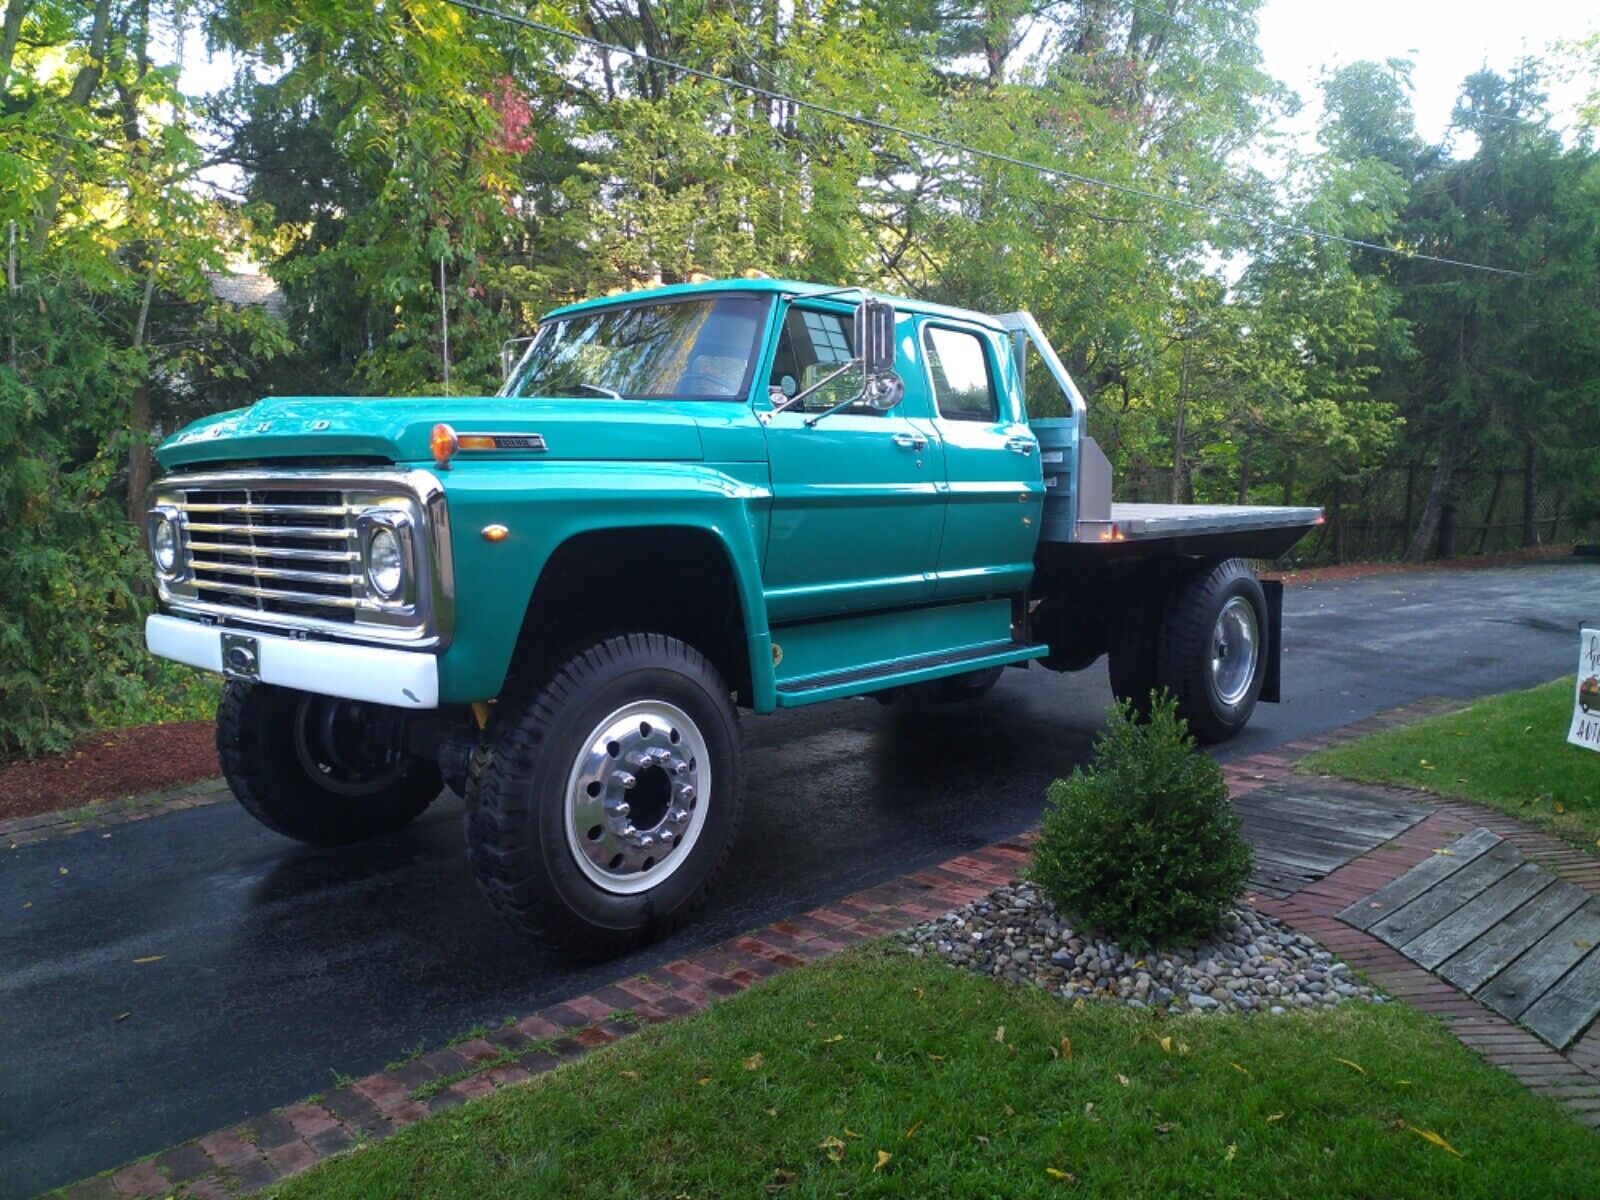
[440,0,1529,278]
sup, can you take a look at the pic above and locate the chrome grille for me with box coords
[177,487,365,622]
[149,470,452,646]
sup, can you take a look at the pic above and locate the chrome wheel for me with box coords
[291,694,408,797]
[564,700,710,895]
[1209,596,1259,708]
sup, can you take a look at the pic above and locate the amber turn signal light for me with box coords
[430,423,458,468]
[481,524,509,542]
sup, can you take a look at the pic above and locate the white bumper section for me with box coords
[145,614,439,709]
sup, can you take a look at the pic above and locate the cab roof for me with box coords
[544,277,1006,332]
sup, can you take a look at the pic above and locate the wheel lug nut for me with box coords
[677,784,696,803]
[615,770,636,790]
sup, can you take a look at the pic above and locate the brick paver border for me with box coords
[1,779,229,849]
[49,694,1599,1198]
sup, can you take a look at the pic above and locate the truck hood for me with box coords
[155,396,706,469]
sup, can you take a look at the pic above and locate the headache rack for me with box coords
[148,470,453,646]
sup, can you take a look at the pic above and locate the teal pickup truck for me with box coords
[144,279,1320,958]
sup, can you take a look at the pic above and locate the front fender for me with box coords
[432,460,776,708]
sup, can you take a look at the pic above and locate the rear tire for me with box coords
[217,682,442,846]
[465,633,742,961]
[1155,558,1268,744]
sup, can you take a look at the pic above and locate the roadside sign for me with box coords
[1571,628,1600,753]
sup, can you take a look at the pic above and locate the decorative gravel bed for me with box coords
[903,882,1386,1015]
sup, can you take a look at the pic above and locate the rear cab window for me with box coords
[923,325,999,423]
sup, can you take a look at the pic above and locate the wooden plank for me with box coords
[1234,788,1428,832]
[1438,880,1589,995]
[1520,945,1600,1049]
[1477,900,1600,1021]
[1399,862,1557,970]
[1250,780,1434,822]
[1337,828,1503,930]
[1235,825,1363,870]
[1367,840,1524,946]
[1232,804,1397,851]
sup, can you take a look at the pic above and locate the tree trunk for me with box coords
[0,0,29,94]
[29,0,113,254]
[1330,479,1345,563]
[1521,435,1538,547]
[1170,342,1191,504]
[1405,440,1456,563]
[127,270,156,538]
[1436,500,1457,559]
[1235,445,1251,505]
[1478,469,1504,554]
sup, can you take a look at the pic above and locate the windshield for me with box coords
[503,293,771,401]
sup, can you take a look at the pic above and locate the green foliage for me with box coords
[3,1,1598,757]
[0,0,289,759]
[1031,694,1252,948]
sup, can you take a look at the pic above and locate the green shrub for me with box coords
[1031,693,1252,948]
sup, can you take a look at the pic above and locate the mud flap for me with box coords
[1260,579,1283,704]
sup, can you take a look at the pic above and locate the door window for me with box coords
[768,306,868,413]
[925,326,998,422]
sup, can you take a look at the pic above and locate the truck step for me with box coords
[774,640,1046,707]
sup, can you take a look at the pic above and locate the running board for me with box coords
[774,640,1046,707]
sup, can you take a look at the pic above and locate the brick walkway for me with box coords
[49,696,1600,1198]
[1,779,229,849]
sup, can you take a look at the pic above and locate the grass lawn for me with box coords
[1302,677,1600,850]
[270,946,1599,1199]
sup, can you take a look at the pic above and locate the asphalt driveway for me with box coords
[3,560,1595,1198]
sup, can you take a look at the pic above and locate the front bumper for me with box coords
[146,614,439,709]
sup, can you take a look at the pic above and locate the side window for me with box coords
[925,326,998,422]
[768,306,867,414]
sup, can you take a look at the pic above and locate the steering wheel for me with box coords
[678,370,727,394]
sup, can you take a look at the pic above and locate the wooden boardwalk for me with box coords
[1235,779,1433,897]
[1340,829,1600,1050]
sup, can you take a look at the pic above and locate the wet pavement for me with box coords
[3,560,1595,1198]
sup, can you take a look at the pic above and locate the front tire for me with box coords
[217,682,442,846]
[1155,558,1269,744]
[465,634,742,961]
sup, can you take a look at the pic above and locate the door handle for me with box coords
[892,432,928,450]
[1005,437,1036,455]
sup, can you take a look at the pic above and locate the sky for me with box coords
[1256,0,1596,144]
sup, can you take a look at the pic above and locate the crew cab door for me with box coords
[760,302,945,623]
[921,320,1043,599]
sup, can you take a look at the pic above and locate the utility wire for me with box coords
[440,0,1529,278]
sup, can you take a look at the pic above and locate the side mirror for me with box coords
[856,299,897,375]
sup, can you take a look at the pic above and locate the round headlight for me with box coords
[367,527,404,599]
[152,516,178,573]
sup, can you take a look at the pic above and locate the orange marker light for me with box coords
[481,524,509,542]
[458,434,498,451]
[430,423,458,469]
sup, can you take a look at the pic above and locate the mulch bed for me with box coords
[0,721,218,823]
[1266,543,1576,587]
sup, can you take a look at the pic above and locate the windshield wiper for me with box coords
[571,382,624,400]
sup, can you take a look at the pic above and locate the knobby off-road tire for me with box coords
[217,682,442,846]
[1155,558,1269,744]
[465,633,742,961]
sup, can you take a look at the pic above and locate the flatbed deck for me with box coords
[1109,503,1325,539]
